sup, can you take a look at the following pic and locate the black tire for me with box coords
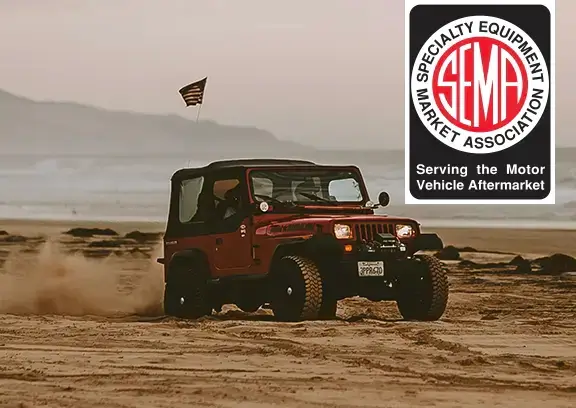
[270,255,323,322]
[163,262,212,319]
[318,297,338,320]
[396,255,449,321]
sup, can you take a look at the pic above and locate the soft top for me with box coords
[171,158,323,180]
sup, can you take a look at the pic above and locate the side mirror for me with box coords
[378,191,390,207]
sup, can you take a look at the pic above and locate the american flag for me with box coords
[178,77,207,106]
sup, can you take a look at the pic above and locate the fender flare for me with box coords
[413,233,444,251]
[270,233,344,272]
[165,248,209,282]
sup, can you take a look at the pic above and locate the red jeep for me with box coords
[157,159,448,321]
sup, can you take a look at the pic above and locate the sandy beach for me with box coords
[0,219,575,407]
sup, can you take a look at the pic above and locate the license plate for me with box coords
[357,261,385,277]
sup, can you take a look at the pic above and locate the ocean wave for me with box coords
[0,154,573,222]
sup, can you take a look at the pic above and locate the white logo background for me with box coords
[411,15,550,154]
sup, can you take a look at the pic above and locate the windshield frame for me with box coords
[246,166,370,207]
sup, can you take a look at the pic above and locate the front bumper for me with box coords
[323,233,411,300]
[330,256,402,301]
[320,232,444,300]
[347,232,444,255]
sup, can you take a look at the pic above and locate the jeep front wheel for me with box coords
[396,255,449,321]
[270,255,323,322]
[164,264,212,319]
[318,297,338,319]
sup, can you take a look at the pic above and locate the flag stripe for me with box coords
[178,77,207,107]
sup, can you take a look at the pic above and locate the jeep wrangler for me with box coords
[157,159,448,321]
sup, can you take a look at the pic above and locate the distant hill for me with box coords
[3,88,572,167]
[0,89,314,157]
[0,89,409,165]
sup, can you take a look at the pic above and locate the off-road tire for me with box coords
[396,255,448,321]
[270,255,323,322]
[318,298,338,320]
[163,262,212,319]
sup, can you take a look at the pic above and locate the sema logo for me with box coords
[411,15,549,154]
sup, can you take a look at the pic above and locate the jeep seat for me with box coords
[217,184,242,219]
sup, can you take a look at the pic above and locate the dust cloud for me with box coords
[0,240,164,317]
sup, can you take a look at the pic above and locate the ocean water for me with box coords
[0,153,575,228]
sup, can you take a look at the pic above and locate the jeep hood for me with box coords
[305,214,417,224]
[266,213,419,225]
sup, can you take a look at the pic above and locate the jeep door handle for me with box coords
[216,238,223,245]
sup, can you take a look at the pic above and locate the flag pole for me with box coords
[196,77,207,123]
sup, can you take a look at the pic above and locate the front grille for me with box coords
[354,223,393,242]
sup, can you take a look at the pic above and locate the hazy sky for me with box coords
[0,0,572,148]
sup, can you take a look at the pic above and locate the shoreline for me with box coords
[0,218,165,236]
[3,216,576,230]
[2,217,576,257]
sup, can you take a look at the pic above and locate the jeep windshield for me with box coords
[249,168,368,207]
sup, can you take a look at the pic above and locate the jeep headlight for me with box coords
[334,224,352,239]
[396,224,415,238]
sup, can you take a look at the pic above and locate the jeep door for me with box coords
[206,169,253,276]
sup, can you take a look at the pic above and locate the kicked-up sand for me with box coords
[0,219,574,407]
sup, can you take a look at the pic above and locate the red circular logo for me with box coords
[432,37,529,133]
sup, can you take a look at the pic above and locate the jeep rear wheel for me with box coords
[164,263,212,319]
[396,255,449,321]
[270,255,323,322]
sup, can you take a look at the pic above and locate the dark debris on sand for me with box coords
[458,259,510,269]
[456,252,576,277]
[435,245,461,260]
[88,239,132,248]
[455,246,478,252]
[458,256,529,273]
[0,234,28,243]
[64,227,118,238]
[83,249,114,258]
[0,234,47,244]
[124,230,163,242]
[0,228,157,266]
[128,247,152,258]
[62,227,161,242]
[80,247,154,259]
[510,255,532,274]
[532,253,576,275]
